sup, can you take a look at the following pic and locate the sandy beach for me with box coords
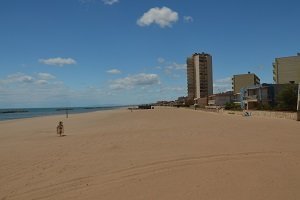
[1,107,300,199]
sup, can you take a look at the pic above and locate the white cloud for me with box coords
[110,73,160,90]
[154,58,186,77]
[165,62,187,70]
[163,62,186,77]
[36,73,55,85]
[36,80,48,85]
[150,85,186,101]
[106,69,121,74]
[213,77,232,93]
[157,57,165,63]
[215,77,232,84]
[79,0,119,5]
[37,73,55,80]
[39,57,77,66]
[137,7,179,28]
[0,72,69,108]
[79,0,94,3]
[102,0,118,5]
[4,73,35,84]
[161,86,185,92]
[1,72,57,86]
[0,72,132,108]
[183,16,193,23]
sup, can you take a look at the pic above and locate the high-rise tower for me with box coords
[187,53,213,101]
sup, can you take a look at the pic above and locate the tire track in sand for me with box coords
[7,176,91,200]
[98,151,283,187]
[7,151,283,199]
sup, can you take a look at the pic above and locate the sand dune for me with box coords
[1,107,300,199]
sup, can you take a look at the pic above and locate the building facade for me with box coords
[187,53,213,103]
[273,53,300,84]
[232,72,260,94]
[208,91,234,107]
[240,83,297,110]
[240,84,272,110]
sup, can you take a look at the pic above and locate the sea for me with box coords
[0,106,124,121]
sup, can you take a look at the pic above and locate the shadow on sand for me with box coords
[58,135,67,137]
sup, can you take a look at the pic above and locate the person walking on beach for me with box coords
[56,121,64,137]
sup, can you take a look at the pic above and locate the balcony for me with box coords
[245,95,258,102]
[208,100,215,105]
[246,95,257,100]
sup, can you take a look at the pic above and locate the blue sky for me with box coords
[0,0,299,108]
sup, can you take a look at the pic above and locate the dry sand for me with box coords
[1,107,300,200]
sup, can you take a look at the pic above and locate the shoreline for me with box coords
[0,106,127,122]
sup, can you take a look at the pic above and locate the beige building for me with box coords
[187,53,213,102]
[232,72,260,94]
[273,53,300,84]
[208,91,234,107]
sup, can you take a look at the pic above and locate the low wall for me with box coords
[250,110,297,120]
[221,110,243,115]
[221,110,297,120]
[182,106,298,121]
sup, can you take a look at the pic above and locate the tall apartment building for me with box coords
[187,53,213,101]
[273,53,300,84]
[232,72,260,94]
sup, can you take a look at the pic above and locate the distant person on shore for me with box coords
[56,121,64,137]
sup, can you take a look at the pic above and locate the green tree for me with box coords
[224,102,241,110]
[276,84,298,111]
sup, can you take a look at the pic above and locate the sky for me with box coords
[0,0,299,108]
